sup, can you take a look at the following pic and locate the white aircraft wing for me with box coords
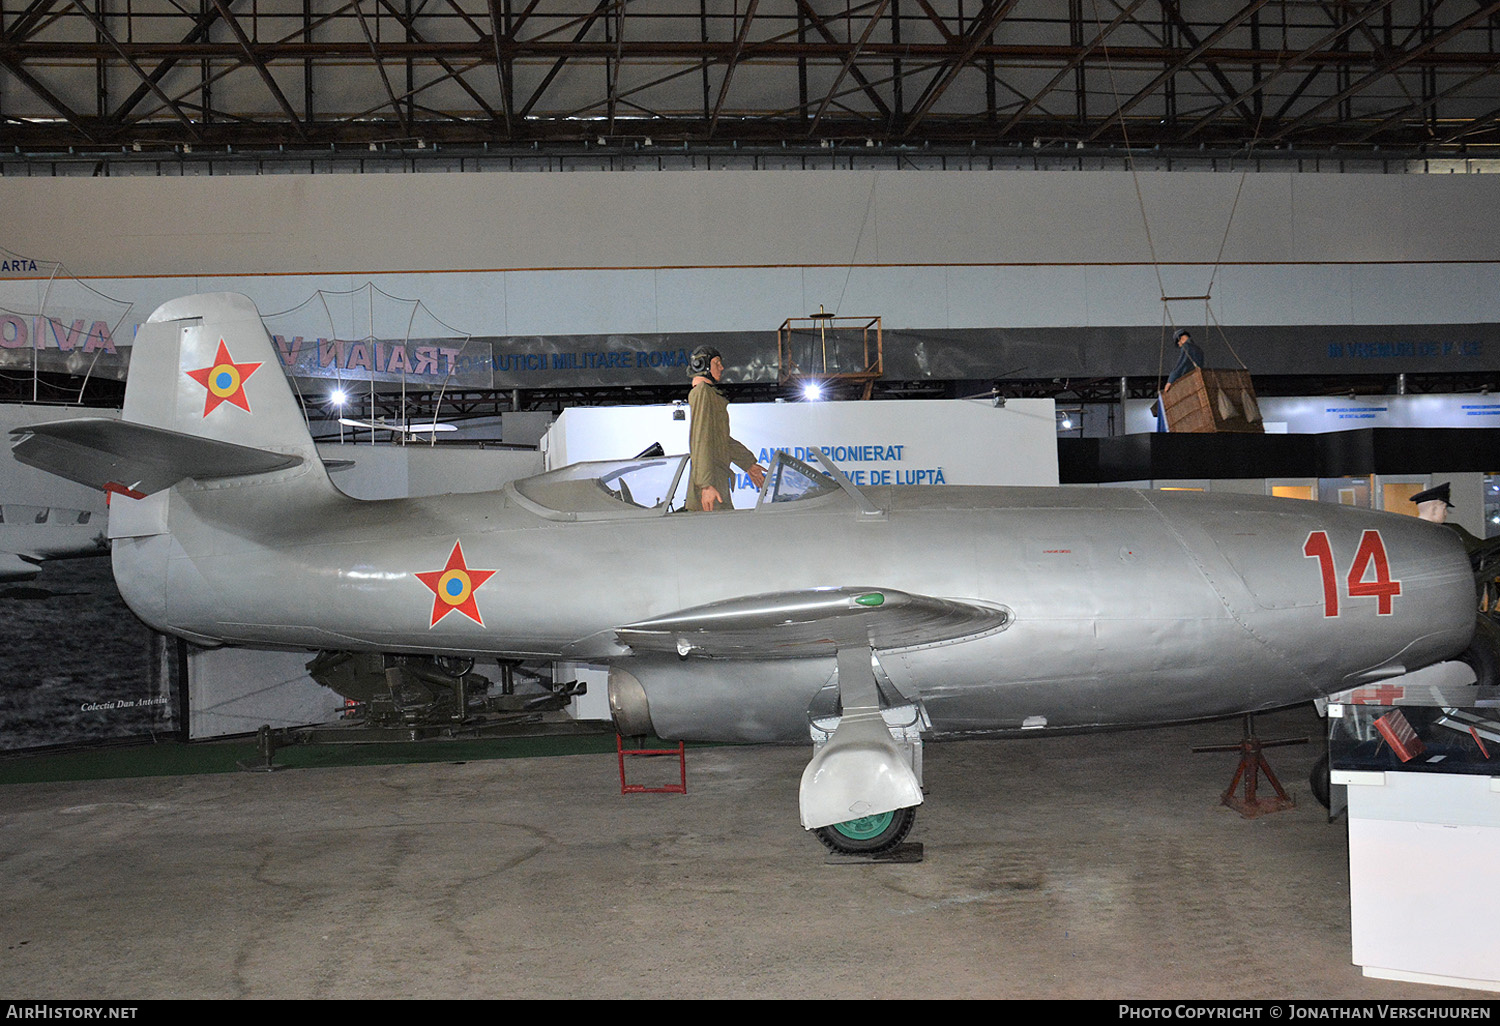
[11,418,302,495]
[615,586,1011,658]
[0,552,42,582]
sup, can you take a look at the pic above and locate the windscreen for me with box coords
[761,454,840,505]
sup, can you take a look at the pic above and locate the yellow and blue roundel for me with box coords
[416,541,495,627]
[436,568,473,605]
[186,339,262,416]
[207,364,242,399]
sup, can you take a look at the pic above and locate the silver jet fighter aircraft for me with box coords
[12,293,1487,854]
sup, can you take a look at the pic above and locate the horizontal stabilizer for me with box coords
[616,586,1011,658]
[10,417,302,496]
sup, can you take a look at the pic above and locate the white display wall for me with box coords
[3,169,1498,346]
[1124,392,1500,435]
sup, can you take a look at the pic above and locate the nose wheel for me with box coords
[813,806,917,855]
[801,645,926,860]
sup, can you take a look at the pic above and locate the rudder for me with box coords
[126,292,319,463]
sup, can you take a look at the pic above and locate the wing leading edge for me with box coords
[615,586,1011,658]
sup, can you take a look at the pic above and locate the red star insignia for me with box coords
[415,541,495,628]
[186,339,262,416]
[1351,685,1406,706]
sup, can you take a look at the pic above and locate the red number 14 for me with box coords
[1302,529,1402,617]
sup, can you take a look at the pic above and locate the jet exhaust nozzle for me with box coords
[607,665,656,737]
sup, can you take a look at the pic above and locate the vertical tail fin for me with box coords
[125,292,320,464]
[10,292,333,500]
[106,294,336,637]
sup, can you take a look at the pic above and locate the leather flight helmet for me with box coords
[689,345,722,379]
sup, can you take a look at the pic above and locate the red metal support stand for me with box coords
[616,734,687,794]
[1193,714,1304,818]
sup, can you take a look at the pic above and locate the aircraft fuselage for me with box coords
[113,472,1474,742]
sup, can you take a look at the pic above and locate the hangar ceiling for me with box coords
[3,0,1500,173]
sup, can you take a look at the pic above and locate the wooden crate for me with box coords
[1164,368,1264,433]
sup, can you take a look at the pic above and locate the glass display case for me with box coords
[1326,680,1500,993]
[1328,682,1500,776]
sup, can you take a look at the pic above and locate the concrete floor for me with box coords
[0,704,1490,1000]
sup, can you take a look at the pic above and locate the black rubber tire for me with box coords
[433,655,475,679]
[1309,751,1331,810]
[1459,615,1500,687]
[813,806,917,855]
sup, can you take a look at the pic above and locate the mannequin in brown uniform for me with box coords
[686,346,766,511]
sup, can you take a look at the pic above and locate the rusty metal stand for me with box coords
[1193,714,1306,818]
[616,734,687,794]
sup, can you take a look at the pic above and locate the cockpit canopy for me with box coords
[509,455,688,520]
[506,450,855,521]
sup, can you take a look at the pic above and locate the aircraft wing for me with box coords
[615,586,1011,658]
[0,552,41,582]
[10,418,302,496]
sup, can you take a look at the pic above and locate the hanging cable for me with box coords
[834,170,880,317]
[1089,0,1171,389]
[1089,0,1279,383]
